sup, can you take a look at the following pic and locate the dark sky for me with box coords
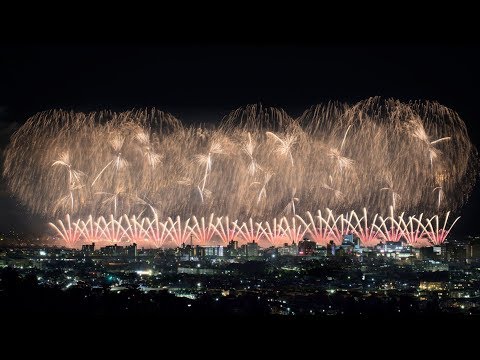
[0,43,479,237]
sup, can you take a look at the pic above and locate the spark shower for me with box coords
[3,98,477,248]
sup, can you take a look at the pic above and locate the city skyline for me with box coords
[2,42,480,323]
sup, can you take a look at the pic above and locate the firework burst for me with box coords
[3,100,476,247]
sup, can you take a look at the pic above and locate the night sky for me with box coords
[0,43,479,237]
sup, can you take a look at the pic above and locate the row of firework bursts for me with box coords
[49,207,459,249]
[3,99,476,222]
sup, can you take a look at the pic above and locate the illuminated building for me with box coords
[315,247,328,257]
[100,243,137,257]
[278,243,297,256]
[419,281,447,291]
[467,239,480,262]
[445,242,466,263]
[298,238,316,256]
[424,261,449,272]
[204,246,224,257]
[81,242,95,254]
[242,241,259,257]
[193,246,206,258]
[126,243,137,257]
[225,240,239,256]
[343,234,354,244]
[101,244,121,256]
[327,240,336,256]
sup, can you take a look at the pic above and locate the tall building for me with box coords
[100,243,136,257]
[327,240,336,256]
[467,238,480,262]
[180,243,195,260]
[81,242,95,254]
[126,243,137,257]
[102,244,122,256]
[353,236,361,249]
[298,238,316,256]
[204,246,224,257]
[225,240,239,257]
[194,245,206,258]
[445,242,466,263]
[343,234,354,244]
[242,241,259,257]
[419,247,434,260]
[278,243,297,256]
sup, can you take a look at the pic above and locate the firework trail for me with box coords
[2,99,476,247]
[214,216,238,244]
[47,210,460,248]
[261,218,285,247]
